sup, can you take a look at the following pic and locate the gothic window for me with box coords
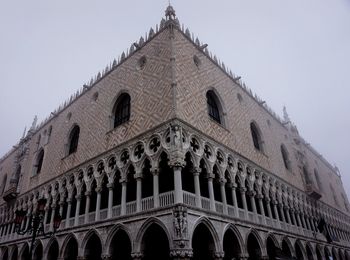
[281,144,290,170]
[113,93,131,128]
[35,149,45,175]
[250,122,263,151]
[0,175,7,195]
[302,166,311,184]
[314,169,322,191]
[68,125,80,155]
[206,90,222,124]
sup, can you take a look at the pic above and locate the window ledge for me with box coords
[208,117,230,133]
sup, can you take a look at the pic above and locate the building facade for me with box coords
[0,6,350,260]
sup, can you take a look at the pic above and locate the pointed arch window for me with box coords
[302,166,311,184]
[206,90,221,124]
[281,144,290,170]
[250,122,263,151]
[0,175,7,195]
[35,149,45,175]
[68,125,80,155]
[314,169,322,191]
[113,93,131,128]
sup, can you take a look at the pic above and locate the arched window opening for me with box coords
[182,153,195,194]
[213,165,222,202]
[70,188,77,218]
[314,169,322,191]
[89,180,97,212]
[245,180,252,212]
[68,125,80,155]
[142,224,170,260]
[206,90,222,124]
[159,153,173,194]
[47,240,59,260]
[235,176,243,209]
[84,233,102,260]
[281,145,290,170]
[281,240,292,259]
[250,123,263,151]
[113,171,122,206]
[21,244,30,260]
[142,159,153,198]
[302,166,312,185]
[199,159,209,198]
[79,184,87,215]
[110,230,132,260]
[35,149,45,175]
[63,237,78,260]
[247,233,262,259]
[113,93,131,128]
[126,165,136,202]
[33,242,43,260]
[225,171,233,206]
[192,223,216,260]
[223,229,241,260]
[0,174,7,195]
[100,175,109,209]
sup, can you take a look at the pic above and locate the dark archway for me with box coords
[306,244,314,260]
[21,244,30,260]
[266,236,278,260]
[84,233,102,260]
[332,247,338,260]
[159,152,173,194]
[63,236,78,260]
[282,239,292,259]
[324,247,331,260]
[11,246,18,260]
[3,247,8,260]
[316,246,322,260]
[192,223,216,260]
[223,228,241,260]
[295,241,304,260]
[142,223,170,260]
[182,153,195,194]
[110,229,132,260]
[33,242,43,260]
[199,159,209,198]
[47,240,59,260]
[247,233,262,260]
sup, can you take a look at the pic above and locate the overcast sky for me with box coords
[0,0,349,197]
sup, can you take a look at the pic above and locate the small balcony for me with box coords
[306,183,322,200]
[2,181,18,202]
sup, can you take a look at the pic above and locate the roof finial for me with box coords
[165,2,176,20]
[283,106,290,123]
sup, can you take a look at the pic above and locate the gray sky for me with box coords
[0,0,349,197]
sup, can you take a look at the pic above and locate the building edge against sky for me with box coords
[0,5,349,260]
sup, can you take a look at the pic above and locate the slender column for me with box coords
[220,180,228,214]
[290,208,298,226]
[65,199,72,228]
[95,187,102,221]
[193,170,202,208]
[265,198,272,218]
[43,206,49,225]
[136,176,142,212]
[84,191,91,223]
[240,188,248,212]
[208,175,216,211]
[173,166,183,204]
[152,169,159,208]
[258,195,266,224]
[301,213,307,229]
[279,204,286,222]
[121,181,127,215]
[272,201,279,220]
[231,185,238,217]
[50,205,57,231]
[74,195,81,226]
[292,210,299,226]
[285,207,292,224]
[59,200,64,217]
[107,183,114,218]
[248,191,257,214]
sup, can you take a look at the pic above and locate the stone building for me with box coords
[0,5,349,260]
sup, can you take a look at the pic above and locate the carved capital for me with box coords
[131,252,143,260]
[170,249,193,258]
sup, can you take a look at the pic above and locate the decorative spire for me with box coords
[30,115,38,130]
[165,4,176,20]
[283,106,290,123]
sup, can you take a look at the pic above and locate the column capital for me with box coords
[170,249,193,259]
[107,183,114,189]
[101,254,112,260]
[131,252,143,260]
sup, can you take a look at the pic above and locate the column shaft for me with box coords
[136,178,142,212]
[95,191,101,221]
[65,201,72,228]
[174,166,183,204]
[208,177,216,211]
[220,182,228,214]
[74,197,81,226]
[193,172,202,208]
[84,194,91,223]
[121,182,127,215]
[107,187,113,218]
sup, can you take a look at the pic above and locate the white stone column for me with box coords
[107,183,114,219]
[65,199,72,228]
[231,185,238,217]
[59,200,64,217]
[43,206,49,225]
[84,192,91,224]
[285,207,292,224]
[95,187,102,221]
[121,181,127,215]
[50,205,57,231]
[193,170,202,208]
[173,166,183,204]
[208,175,216,211]
[265,199,272,218]
[136,176,142,212]
[248,191,257,214]
[74,195,81,226]
[152,169,159,208]
[279,204,286,222]
[290,209,297,226]
[240,187,248,212]
[220,180,228,214]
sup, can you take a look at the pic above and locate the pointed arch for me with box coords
[281,236,294,257]
[250,121,264,152]
[305,242,315,260]
[80,229,104,255]
[206,89,226,126]
[19,242,30,260]
[222,223,244,258]
[105,224,133,254]
[135,217,172,253]
[191,217,221,252]
[112,92,131,128]
[34,148,45,175]
[246,229,264,258]
[280,144,290,170]
[59,233,78,259]
[67,124,80,155]
[43,235,59,257]
[295,239,306,260]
